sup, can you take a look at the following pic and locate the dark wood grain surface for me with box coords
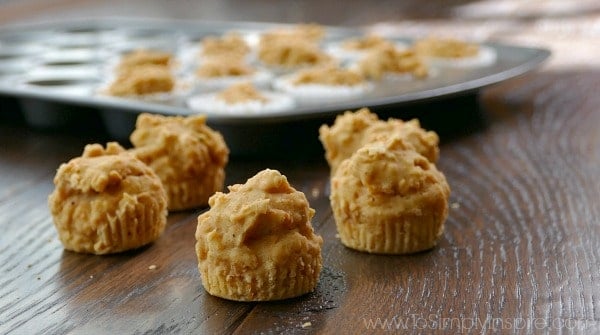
[1,1,599,334]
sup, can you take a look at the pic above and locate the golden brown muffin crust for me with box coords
[357,45,428,80]
[342,34,394,51]
[258,37,332,69]
[117,49,173,71]
[216,82,268,104]
[195,57,255,78]
[292,65,366,86]
[319,108,439,174]
[330,136,450,254]
[414,37,479,58]
[200,32,250,59]
[107,64,175,96]
[129,113,229,211]
[195,169,323,301]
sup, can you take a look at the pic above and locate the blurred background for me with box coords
[0,0,598,24]
[1,0,599,69]
[0,0,486,25]
[1,0,598,147]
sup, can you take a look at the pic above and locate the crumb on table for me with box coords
[301,322,312,328]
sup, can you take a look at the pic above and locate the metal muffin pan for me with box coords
[0,18,550,156]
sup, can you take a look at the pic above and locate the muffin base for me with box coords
[165,167,225,211]
[198,252,322,301]
[51,189,167,255]
[333,202,447,254]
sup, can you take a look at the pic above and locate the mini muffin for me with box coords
[129,113,229,211]
[291,65,366,86]
[341,34,396,51]
[48,142,167,255]
[326,34,404,61]
[107,64,175,97]
[187,81,295,115]
[414,37,480,59]
[258,36,333,72]
[195,56,272,89]
[273,64,372,100]
[215,81,268,104]
[196,57,255,78]
[356,44,428,80]
[116,49,173,72]
[413,36,497,68]
[199,32,251,60]
[319,108,439,173]
[330,136,450,254]
[261,23,325,44]
[195,169,323,301]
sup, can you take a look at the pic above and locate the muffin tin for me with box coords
[0,18,550,156]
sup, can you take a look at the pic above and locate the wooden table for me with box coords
[1,1,599,334]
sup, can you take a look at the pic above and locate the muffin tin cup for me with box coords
[17,76,101,129]
[0,18,550,157]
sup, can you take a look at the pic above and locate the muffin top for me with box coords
[196,169,322,264]
[129,113,229,175]
[216,82,268,104]
[117,49,173,72]
[357,44,428,79]
[319,107,377,169]
[196,57,255,78]
[200,32,250,59]
[364,118,439,163]
[319,108,439,173]
[53,142,162,195]
[107,64,175,96]
[341,34,394,51]
[414,37,479,58]
[258,37,332,69]
[333,136,449,206]
[292,65,366,86]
